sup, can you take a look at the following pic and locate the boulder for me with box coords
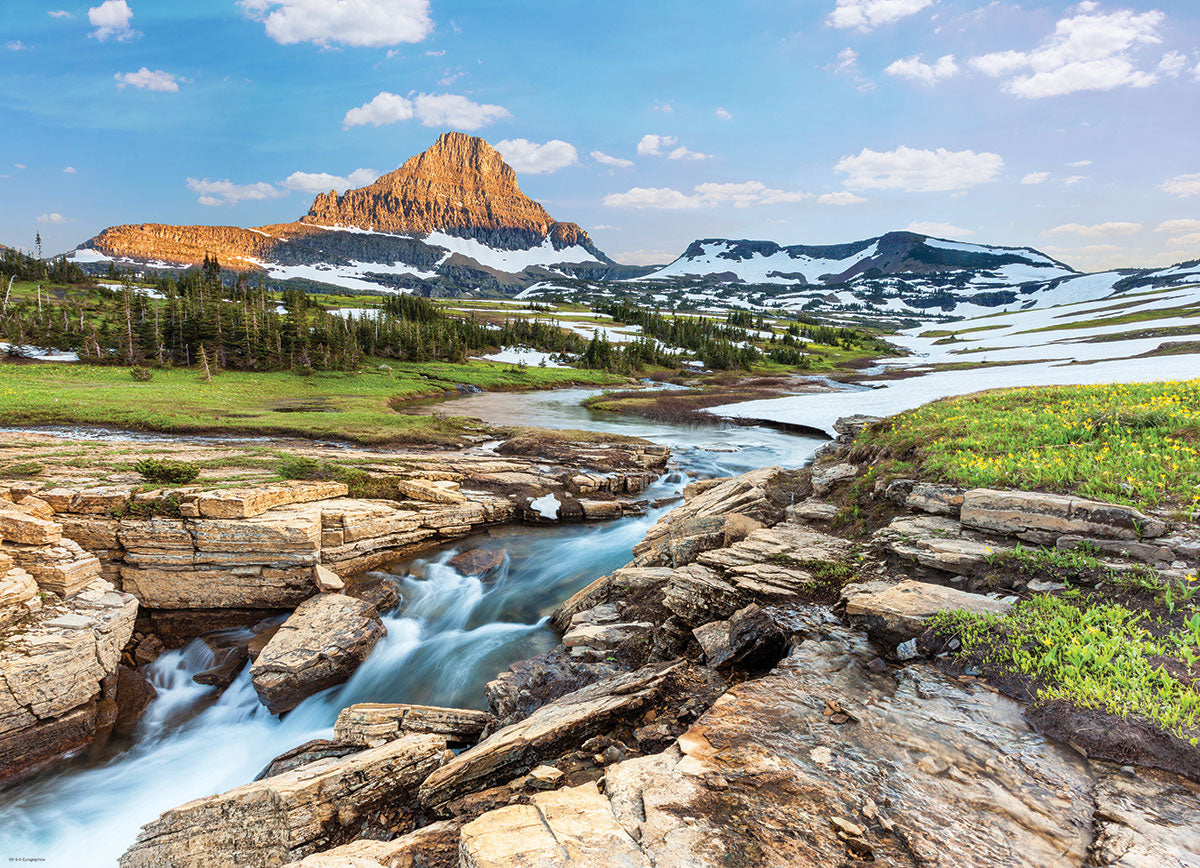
[460,782,647,868]
[843,579,1013,646]
[250,595,386,715]
[119,733,447,868]
[0,579,137,784]
[562,619,653,656]
[832,414,881,438]
[811,462,857,495]
[281,820,460,868]
[786,500,840,522]
[960,489,1166,542]
[334,702,493,748]
[0,565,41,629]
[419,661,681,809]
[602,628,1100,868]
[256,739,358,779]
[876,514,1008,575]
[448,548,507,579]
[693,620,733,668]
[113,664,157,737]
[552,567,673,632]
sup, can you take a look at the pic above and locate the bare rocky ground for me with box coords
[5,419,1200,866]
[0,430,667,787]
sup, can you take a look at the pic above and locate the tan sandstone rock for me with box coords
[961,488,1166,542]
[119,734,448,868]
[334,702,493,748]
[843,579,1013,645]
[251,594,387,714]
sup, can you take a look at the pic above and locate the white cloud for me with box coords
[591,224,620,231]
[827,46,876,92]
[1155,218,1200,234]
[591,150,634,169]
[1022,171,1051,184]
[668,145,712,161]
[88,0,136,42]
[6,41,26,51]
[425,49,444,56]
[653,102,673,113]
[886,54,959,85]
[908,221,973,237]
[239,0,432,48]
[343,92,414,128]
[969,6,1164,98]
[342,91,509,130]
[835,145,1004,192]
[818,191,868,205]
[412,92,510,129]
[62,166,77,174]
[1161,173,1200,197]
[282,168,379,194]
[495,139,579,174]
[14,163,26,170]
[186,177,286,207]
[1068,159,1093,167]
[37,213,67,224]
[1063,174,1086,186]
[1158,50,1188,77]
[637,134,677,156]
[829,0,933,31]
[714,107,732,120]
[48,10,74,18]
[114,68,180,92]
[603,187,699,210]
[1165,232,1200,247]
[605,180,811,209]
[1045,221,1143,237]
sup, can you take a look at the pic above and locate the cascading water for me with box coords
[0,392,822,866]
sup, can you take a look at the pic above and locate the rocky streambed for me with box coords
[4,404,1200,866]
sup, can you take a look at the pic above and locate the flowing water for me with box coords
[0,390,823,866]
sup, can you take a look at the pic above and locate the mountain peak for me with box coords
[300,132,588,250]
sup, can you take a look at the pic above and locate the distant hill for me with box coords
[641,232,1077,287]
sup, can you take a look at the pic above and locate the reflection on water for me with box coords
[0,390,822,866]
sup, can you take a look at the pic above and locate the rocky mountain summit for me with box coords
[73,134,622,294]
[301,132,593,251]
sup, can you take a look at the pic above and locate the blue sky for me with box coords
[2,0,1199,271]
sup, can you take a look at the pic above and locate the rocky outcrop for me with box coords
[302,133,596,252]
[0,578,138,784]
[250,594,386,714]
[419,662,681,809]
[120,733,448,868]
[334,702,493,748]
[601,630,1098,867]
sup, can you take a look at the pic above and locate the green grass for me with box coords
[0,361,624,445]
[931,591,1200,742]
[858,380,1200,517]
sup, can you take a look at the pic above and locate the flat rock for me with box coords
[811,462,857,495]
[395,478,466,504]
[961,488,1166,542]
[193,481,349,519]
[0,506,62,546]
[562,621,652,653]
[334,702,493,748]
[119,733,447,868]
[250,594,386,715]
[905,482,965,517]
[419,661,680,809]
[1089,768,1200,867]
[460,781,648,868]
[843,579,1013,646]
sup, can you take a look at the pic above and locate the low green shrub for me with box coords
[133,458,201,485]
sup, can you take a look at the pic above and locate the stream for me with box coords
[0,389,823,866]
